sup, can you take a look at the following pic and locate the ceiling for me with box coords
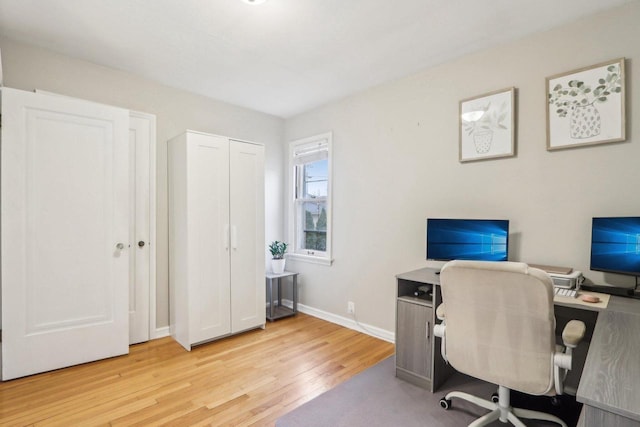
[0,0,634,118]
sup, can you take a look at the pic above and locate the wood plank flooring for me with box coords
[0,313,394,426]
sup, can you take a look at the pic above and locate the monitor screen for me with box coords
[590,217,640,276]
[426,218,509,262]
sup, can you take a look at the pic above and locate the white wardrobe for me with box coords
[168,130,265,351]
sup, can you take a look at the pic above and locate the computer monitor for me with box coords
[426,218,509,262]
[590,217,640,276]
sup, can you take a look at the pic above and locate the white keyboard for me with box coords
[554,287,577,298]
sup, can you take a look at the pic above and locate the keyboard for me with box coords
[554,287,577,298]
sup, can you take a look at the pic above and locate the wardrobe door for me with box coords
[1,87,130,380]
[188,132,231,344]
[229,140,265,333]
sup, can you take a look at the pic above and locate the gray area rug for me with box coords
[276,357,580,427]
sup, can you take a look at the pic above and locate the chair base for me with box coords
[441,386,568,427]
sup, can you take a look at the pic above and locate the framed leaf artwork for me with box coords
[546,58,625,150]
[459,87,516,162]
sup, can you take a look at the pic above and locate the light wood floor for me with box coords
[0,313,394,426]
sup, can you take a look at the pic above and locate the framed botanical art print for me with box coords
[459,87,516,162]
[546,58,625,150]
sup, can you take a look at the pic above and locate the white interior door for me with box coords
[32,91,156,346]
[128,112,155,345]
[1,87,130,380]
[230,140,265,332]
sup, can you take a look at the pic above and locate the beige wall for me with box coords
[0,37,285,330]
[284,2,640,333]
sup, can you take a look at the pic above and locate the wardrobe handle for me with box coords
[231,225,238,249]
[224,225,230,250]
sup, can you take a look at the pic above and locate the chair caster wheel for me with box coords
[440,397,452,410]
[491,392,499,404]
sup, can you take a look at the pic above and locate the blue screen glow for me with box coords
[590,217,640,276]
[426,219,509,261]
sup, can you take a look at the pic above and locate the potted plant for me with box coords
[268,241,288,274]
[548,63,622,139]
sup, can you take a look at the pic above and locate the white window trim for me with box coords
[288,132,333,266]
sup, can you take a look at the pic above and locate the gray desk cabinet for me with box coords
[396,298,432,388]
[395,267,454,391]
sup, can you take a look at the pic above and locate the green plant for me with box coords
[268,241,288,259]
[548,63,622,118]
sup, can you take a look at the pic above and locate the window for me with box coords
[289,132,332,265]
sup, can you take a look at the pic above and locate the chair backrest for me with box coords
[439,260,556,395]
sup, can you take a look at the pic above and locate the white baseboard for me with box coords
[151,326,170,339]
[281,299,395,343]
[150,306,394,344]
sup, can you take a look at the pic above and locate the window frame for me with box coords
[288,132,333,265]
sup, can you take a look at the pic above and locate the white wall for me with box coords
[0,37,285,331]
[284,2,640,334]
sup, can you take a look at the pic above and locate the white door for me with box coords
[128,112,155,344]
[230,140,265,332]
[1,87,130,380]
[33,91,156,345]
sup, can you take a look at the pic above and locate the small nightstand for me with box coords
[266,271,299,321]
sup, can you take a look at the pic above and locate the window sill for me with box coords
[288,253,333,266]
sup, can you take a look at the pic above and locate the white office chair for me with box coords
[433,260,585,427]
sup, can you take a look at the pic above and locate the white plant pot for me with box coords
[473,130,493,154]
[272,258,286,274]
[570,104,601,139]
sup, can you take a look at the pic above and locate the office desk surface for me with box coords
[526,292,640,423]
[396,267,441,285]
[577,302,640,422]
[554,291,610,310]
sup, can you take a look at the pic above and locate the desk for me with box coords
[576,303,640,427]
[395,267,640,427]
